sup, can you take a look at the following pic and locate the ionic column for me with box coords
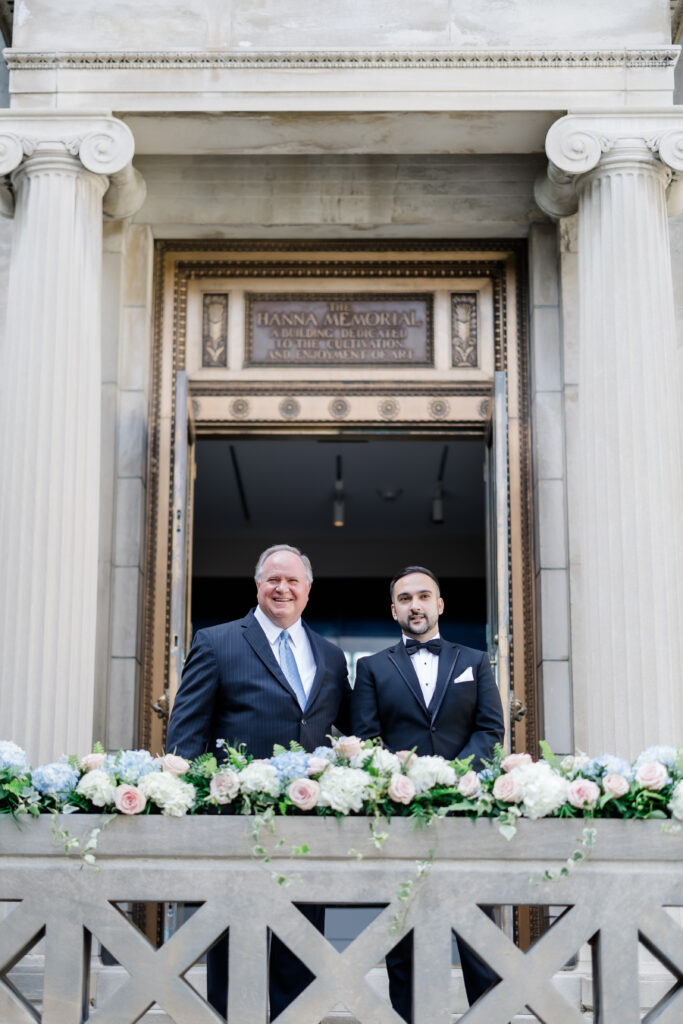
[536,113,683,757]
[0,115,145,765]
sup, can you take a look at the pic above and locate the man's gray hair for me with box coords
[254,544,314,584]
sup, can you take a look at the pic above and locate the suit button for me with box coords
[301,718,307,726]
[431,726,436,732]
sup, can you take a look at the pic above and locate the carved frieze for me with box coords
[451,294,478,368]
[201,294,228,368]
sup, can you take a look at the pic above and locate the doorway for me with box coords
[191,437,488,679]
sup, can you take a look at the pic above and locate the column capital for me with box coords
[535,110,683,219]
[0,112,145,219]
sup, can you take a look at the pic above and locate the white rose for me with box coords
[407,756,456,793]
[156,753,191,777]
[76,769,116,807]
[238,762,281,798]
[138,772,195,816]
[513,763,569,819]
[317,766,371,814]
[209,769,240,804]
[668,780,683,820]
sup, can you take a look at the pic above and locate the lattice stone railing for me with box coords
[1,816,681,1023]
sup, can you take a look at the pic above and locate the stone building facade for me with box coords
[0,0,680,781]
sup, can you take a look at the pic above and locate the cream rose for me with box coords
[602,773,630,800]
[635,762,670,791]
[288,778,320,811]
[333,736,365,760]
[114,784,146,815]
[457,770,481,799]
[492,772,524,803]
[567,778,600,810]
[80,752,107,772]
[501,753,532,772]
[209,770,239,804]
[156,753,191,776]
[395,750,418,768]
[387,773,417,805]
[306,756,330,777]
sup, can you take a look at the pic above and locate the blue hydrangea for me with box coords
[0,740,28,771]
[270,750,310,784]
[106,749,160,784]
[634,746,679,770]
[32,762,79,799]
[478,768,496,784]
[582,754,635,782]
[311,746,336,763]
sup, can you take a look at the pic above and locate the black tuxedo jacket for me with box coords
[166,609,351,760]
[351,638,504,769]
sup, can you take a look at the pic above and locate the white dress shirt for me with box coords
[403,633,440,707]
[255,606,317,698]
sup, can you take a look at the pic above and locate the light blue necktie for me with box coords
[278,630,307,710]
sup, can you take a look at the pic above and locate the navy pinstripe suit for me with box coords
[166,608,351,760]
[166,607,350,1020]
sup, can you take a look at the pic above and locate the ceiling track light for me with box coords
[333,454,345,527]
[431,445,449,524]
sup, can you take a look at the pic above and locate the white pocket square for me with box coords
[452,667,474,683]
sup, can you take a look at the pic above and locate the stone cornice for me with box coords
[4,47,680,71]
[535,111,683,219]
[0,113,145,219]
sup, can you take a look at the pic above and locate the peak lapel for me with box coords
[388,642,430,718]
[302,624,325,709]
[429,642,460,723]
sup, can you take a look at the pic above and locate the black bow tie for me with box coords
[405,638,441,656]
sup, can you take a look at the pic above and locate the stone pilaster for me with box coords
[0,115,144,764]
[536,113,683,757]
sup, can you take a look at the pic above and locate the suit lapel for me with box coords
[302,624,326,709]
[388,642,430,718]
[241,613,300,703]
[429,641,460,723]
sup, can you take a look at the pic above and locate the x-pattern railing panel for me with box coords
[0,817,681,1024]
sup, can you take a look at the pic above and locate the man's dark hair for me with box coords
[389,566,441,601]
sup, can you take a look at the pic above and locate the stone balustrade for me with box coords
[1,816,681,1023]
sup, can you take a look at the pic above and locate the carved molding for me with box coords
[5,48,679,70]
[535,112,683,220]
[0,113,145,220]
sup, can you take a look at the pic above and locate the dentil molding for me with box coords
[535,111,683,220]
[0,113,145,220]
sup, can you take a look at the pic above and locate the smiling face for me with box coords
[256,550,312,629]
[391,571,444,641]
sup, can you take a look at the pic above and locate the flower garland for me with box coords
[2,737,682,829]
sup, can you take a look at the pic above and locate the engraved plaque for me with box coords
[202,294,228,367]
[246,293,433,366]
[451,293,478,367]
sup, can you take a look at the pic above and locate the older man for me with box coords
[167,543,351,1020]
[351,565,504,1022]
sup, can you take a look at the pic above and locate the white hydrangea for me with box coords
[317,766,371,814]
[76,769,116,808]
[0,740,28,770]
[138,772,195,816]
[407,755,457,793]
[512,762,569,819]
[238,762,281,798]
[668,780,683,821]
[350,746,401,775]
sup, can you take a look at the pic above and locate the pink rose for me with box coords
[333,736,364,760]
[80,752,107,772]
[492,772,524,803]
[307,757,330,777]
[387,773,417,805]
[457,770,481,799]
[501,753,532,772]
[567,778,600,809]
[156,753,191,776]
[635,762,669,791]
[209,770,239,804]
[114,784,146,815]
[603,773,630,799]
[288,778,320,811]
[395,750,418,768]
